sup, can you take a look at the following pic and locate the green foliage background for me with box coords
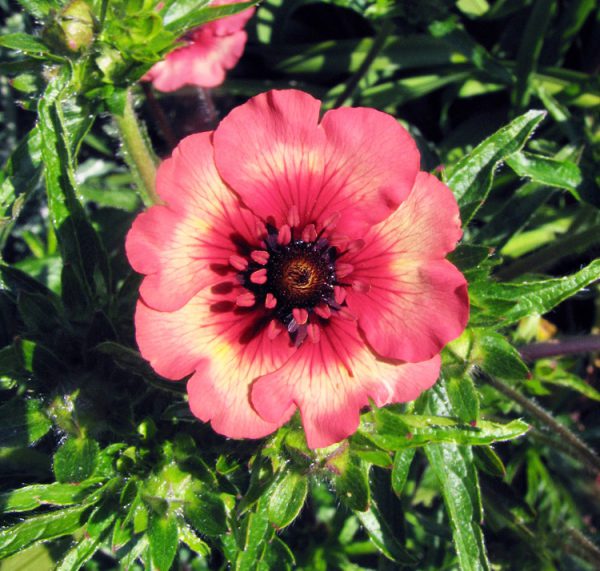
[0,0,599,569]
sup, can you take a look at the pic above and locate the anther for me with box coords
[334,285,347,305]
[336,263,354,278]
[235,292,256,307]
[346,239,365,254]
[250,269,268,284]
[267,320,285,340]
[352,279,371,293]
[229,254,248,271]
[338,307,357,321]
[292,308,308,325]
[307,323,321,344]
[288,205,300,228]
[321,212,340,232]
[250,250,270,265]
[256,221,267,238]
[277,224,291,246]
[265,293,277,309]
[302,224,317,243]
[314,304,331,319]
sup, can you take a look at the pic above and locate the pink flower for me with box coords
[126,90,469,448]
[143,1,255,92]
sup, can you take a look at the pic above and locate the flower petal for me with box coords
[344,173,468,362]
[251,318,441,449]
[136,282,296,439]
[126,133,260,312]
[213,90,419,237]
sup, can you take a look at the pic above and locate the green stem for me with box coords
[484,374,600,474]
[113,89,160,206]
[332,19,394,108]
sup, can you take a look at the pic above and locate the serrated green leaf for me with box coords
[0,505,87,559]
[505,151,582,198]
[148,512,178,571]
[267,470,308,529]
[446,110,546,224]
[391,448,415,497]
[53,438,99,483]
[473,259,600,325]
[184,489,227,537]
[234,498,274,570]
[364,409,529,450]
[0,480,104,513]
[0,398,51,447]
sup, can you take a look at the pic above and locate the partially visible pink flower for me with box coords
[126,90,469,449]
[143,0,255,92]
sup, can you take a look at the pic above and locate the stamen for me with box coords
[346,239,365,253]
[229,254,248,271]
[292,308,308,325]
[314,304,331,319]
[277,224,292,245]
[267,319,284,340]
[329,235,348,249]
[307,323,321,344]
[336,263,354,278]
[338,307,357,321]
[250,250,270,265]
[250,269,268,284]
[302,224,317,243]
[321,212,340,232]
[256,220,267,239]
[352,279,371,293]
[235,292,256,307]
[334,285,347,305]
[288,205,300,227]
[265,293,277,309]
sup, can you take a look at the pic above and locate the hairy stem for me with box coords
[332,18,394,108]
[519,335,600,361]
[141,83,178,151]
[484,374,600,474]
[113,89,160,206]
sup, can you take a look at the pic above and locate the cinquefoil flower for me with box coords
[143,0,255,92]
[126,90,469,448]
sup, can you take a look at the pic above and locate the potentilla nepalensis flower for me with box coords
[126,90,469,448]
[143,0,255,92]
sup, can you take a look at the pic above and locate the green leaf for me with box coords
[178,522,210,557]
[446,374,480,423]
[0,480,104,513]
[0,398,51,447]
[0,33,52,56]
[163,1,254,34]
[457,0,490,17]
[267,470,308,529]
[148,512,179,571]
[474,331,530,381]
[364,409,529,450]
[56,534,104,571]
[445,110,546,224]
[0,505,87,559]
[53,438,100,483]
[15,0,52,17]
[330,452,370,512]
[391,449,415,497]
[505,151,582,198]
[233,498,274,570]
[356,503,417,564]
[424,383,490,571]
[184,489,227,537]
[471,259,600,325]
[0,128,43,248]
